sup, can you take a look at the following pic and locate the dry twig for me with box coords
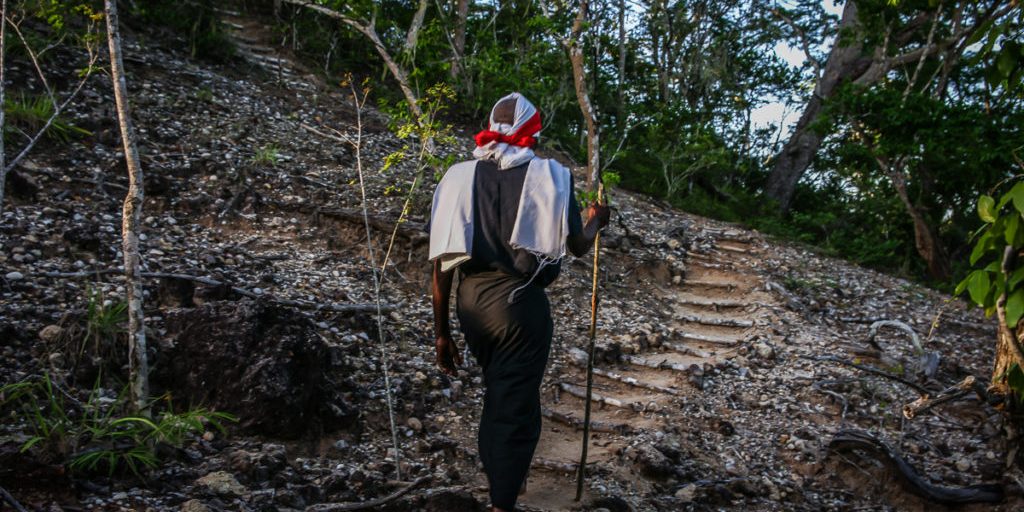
[305,476,430,511]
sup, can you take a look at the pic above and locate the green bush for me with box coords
[4,93,91,144]
[0,373,236,476]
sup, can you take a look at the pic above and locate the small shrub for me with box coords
[251,144,280,166]
[195,87,214,103]
[84,289,128,352]
[0,373,236,476]
[4,93,91,143]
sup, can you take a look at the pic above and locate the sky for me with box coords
[749,0,845,140]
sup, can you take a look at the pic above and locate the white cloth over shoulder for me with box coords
[510,158,570,261]
[428,160,476,272]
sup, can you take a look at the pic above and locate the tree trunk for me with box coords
[994,247,1024,397]
[404,0,428,55]
[450,0,468,79]
[0,0,7,214]
[105,0,150,415]
[765,0,865,212]
[617,0,625,110]
[567,0,599,190]
[883,160,950,280]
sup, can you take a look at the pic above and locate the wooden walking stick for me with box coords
[567,0,601,501]
[575,184,604,501]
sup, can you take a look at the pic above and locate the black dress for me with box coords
[454,158,582,511]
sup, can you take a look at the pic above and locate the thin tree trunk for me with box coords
[617,0,625,110]
[567,0,599,189]
[404,0,429,55]
[450,0,468,79]
[0,0,7,213]
[880,157,950,280]
[105,0,149,414]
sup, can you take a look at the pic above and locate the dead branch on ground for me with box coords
[827,429,1003,505]
[41,270,392,313]
[802,354,929,395]
[902,375,982,419]
[305,476,430,511]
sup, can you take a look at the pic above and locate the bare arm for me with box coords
[568,204,611,258]
[431,259,461,375]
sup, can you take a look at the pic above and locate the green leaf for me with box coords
[1009,182,1024,214]
[1010,266,1024,290]
[997,48,1017,76]
[955,275,971,296]
[1007,288,1024,327]
[968,270,991,306]
[979,195,997,222]
[965,19,993,47]
[1007,363,1024,397]
[970,232,992,264]
[1006,214,1020,246]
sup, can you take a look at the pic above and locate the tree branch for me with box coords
[802,354,930,395]
[771,8,822,80]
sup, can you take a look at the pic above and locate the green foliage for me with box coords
[379,82,458,199]
[1006,363,1024,403]
[0,373,236,476]
[251,144,280,167]
[956,182,1024,324]
[3,93,91,143]
[84,288,128,351]
[194,87,215,103]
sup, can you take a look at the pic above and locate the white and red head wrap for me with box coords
[474,92,542,148]
[473,92,542,168]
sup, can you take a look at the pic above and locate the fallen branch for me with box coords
[306,476,431,511]
[674,298,747,309]
[868,319,923,353]
[300,122,353,145]
[0,486,28,512]
[902,375,980,419]
[827,429,1003,504]
[677,313,753,328]
[41,270,391,313]
[802,354,929,395]
[812,381,849,420]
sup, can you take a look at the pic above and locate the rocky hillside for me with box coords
[0,10,1020,512]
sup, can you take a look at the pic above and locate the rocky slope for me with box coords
[0,10,1020,512]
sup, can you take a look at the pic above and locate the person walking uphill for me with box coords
[429,92,610,512]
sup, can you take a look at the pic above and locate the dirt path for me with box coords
[516,222,776,511]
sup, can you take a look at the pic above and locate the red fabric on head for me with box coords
[474,110,542,148]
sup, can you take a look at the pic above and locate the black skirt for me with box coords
[456,271,552,511]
